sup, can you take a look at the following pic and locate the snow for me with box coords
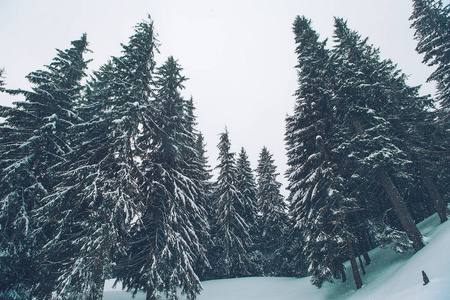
[104,213,450,300]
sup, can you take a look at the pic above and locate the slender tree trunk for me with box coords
[363,252,371,265]
[350,117,424,252]
[358,256,366,275]
[417,161,448,223]
[347,238,363,289]
[91,266,105,300]
[340,265,347,283]
[146,289,154,300]
[376,167,425,252]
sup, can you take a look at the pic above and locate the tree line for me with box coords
[0,0,449,298]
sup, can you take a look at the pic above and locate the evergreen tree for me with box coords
[35,18,158,299]
[210,129,253,279]
[0,35,90,298]
[117,56,209,300]
[332,18,427,251]
[235,147,261,275]
[286,16,362,288]
[410,0,450,109]
[255,146,289,276]
[410,0,450,216]
[0,68,5,92]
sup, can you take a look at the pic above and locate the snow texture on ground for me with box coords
[104,213,450,299]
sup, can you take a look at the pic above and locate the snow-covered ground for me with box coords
[104,213,450,300]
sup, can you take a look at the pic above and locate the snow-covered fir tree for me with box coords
[235,147,261,275]
[116,56,209,300]
[333,17,447,224]
[0,68,5,92]
[209,129,254,279]
[286,16,362,289]
[0,35,90,298]
[33,17,159,299]
[255,146,289,276]
[332,18,426,252]
[410,0,450,213]
[410,0,450,109]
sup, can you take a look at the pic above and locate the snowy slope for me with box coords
[104,213,450,300]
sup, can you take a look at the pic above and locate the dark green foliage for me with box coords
[116,56,209,300]
[236,148,261,275]
[286,16,361,288]
[255,146,289,276]
[410,0,450,109]
[0,34,90,298]
[209,129,253,279]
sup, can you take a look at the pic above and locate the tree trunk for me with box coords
[363,252,371,265]
[417,161,448,223]
[376,167,424,252]
[347,238,363,289]
[336,262,347,283]
[358,256,366,275]
[349,117,425,252]
[91,266,105,300]
[146,289,154,300]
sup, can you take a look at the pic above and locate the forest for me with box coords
[0,0,449,299]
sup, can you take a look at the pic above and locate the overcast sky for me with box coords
[0,0,444,195]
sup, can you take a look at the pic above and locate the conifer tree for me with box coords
[35,18,158,299]
[0,35,90,298]
[117,56,209,300]
[236,147,261,275]
[286,16,362,289]
[210,129,253,279]
[0,68,5,92]
[255,146,289,276]
[332,18,427,251]
[410,0,450,215]
[410,0,450,109]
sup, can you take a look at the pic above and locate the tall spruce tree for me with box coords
[0,35,90,298]
[410,0,450,109]
[34,18,159,299]
[210,129,253,279]
[286,16,362,289]
[116,56,209,300]
[255,146,289,276]
[235,147,261,275]
[410,0,450,215]
[0,68,5,92]
[332,18,426,252]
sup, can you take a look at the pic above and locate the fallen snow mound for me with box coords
[104,213,450,300]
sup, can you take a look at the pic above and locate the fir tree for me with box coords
[117,56,209,300]
[286,16,362,288]
[332,18,426,251]
[410,0,450,109]
[236,147,261,275]
[255,146,289,276]
[0,35,90,298]
[35,18,158,299]
[210,129,253,279]
[0,68,5,92]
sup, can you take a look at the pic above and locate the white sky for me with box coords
[0,0,444,195]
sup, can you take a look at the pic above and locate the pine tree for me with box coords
[0,68,5,92]
[410,0,450,109]
[255,146,289,276]
[117,56,209,300]
[332,18,427,251]
[235,147,261,275]
[410,0,450,218]
[210,129,253,279]
[286,16,362,288]
[34,18,159,299]
[0,35,90,298]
